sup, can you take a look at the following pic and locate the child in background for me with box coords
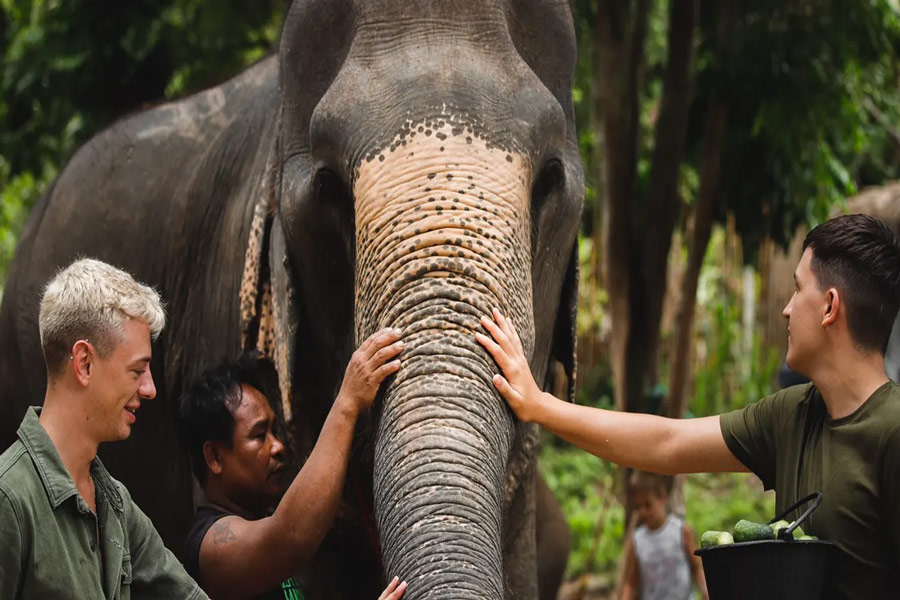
[621,471,709,600]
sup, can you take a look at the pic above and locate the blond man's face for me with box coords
[88,318,156,442]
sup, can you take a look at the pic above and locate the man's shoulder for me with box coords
[772,382,816,404]
[863,381,900,428]
[0,438,27,473]
[0,440,40,514]
[0,440,37,490]
[188,505,232,540]
[770,383,819,420]
[879,380,900,410]
[875,382,900,439]
[183,505,233,581]
[736,382,815,421]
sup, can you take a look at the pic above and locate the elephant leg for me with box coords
[536,472,570,600]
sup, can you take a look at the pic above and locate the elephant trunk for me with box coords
[354,120,535,598]
[374,340,513,597]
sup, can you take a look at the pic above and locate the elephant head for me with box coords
[256,1,583,596]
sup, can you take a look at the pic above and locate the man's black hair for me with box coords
[803,213,900,353]
[177,352,273,486]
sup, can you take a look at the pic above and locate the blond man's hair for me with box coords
[39,258,166,377]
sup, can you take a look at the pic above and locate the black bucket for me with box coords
[695,493,836,600]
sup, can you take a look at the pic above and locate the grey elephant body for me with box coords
[0,2,582,598]
[0,56,279,550]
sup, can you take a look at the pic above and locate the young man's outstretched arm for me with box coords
[476,309,747,475]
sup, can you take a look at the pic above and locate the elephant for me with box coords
[0,1,583,598]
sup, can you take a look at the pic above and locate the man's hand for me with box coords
[378,576,408,600]
[475,312,744,477]
[475,308,543,422]
[336,328,403,415]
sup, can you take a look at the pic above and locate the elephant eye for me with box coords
[315,167,351,206]
[313,166,356,260]
[531,158,564,223]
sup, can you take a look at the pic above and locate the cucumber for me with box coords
[771,519,791,537]
[733,519,775,542]
[700,530,735,548]
[771,519,807,539]
[797,534,818,540]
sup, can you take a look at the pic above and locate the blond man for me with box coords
[0,258,207,599]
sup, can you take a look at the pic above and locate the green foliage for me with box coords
[540,443,624,577]
[0,157,53,293]
[700,0,900,256]
[540,441,775,579]
[683,472,775,537]
[569,0,601,237]
[692,229,780,416]
[689,300,778,417]
[1,0,284,176]
[0,0,286,289]
[576,236,607,337]
[570,0,900,259]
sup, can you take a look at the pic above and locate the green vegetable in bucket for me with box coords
[772,519,807,539]
[771,519,791,537]
[733,519,775,542]
[700,530,734,548]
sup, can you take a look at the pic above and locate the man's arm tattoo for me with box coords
[211,520,237,545]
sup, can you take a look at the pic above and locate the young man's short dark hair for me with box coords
[804,214,900,353]
[178,353,273,485]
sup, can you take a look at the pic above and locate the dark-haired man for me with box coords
[477,214,900,599]
[178,329,407,600]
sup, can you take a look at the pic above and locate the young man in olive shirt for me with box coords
[0,259,207,599]
[477,214,900,599]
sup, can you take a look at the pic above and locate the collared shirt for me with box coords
[0,407,207,599]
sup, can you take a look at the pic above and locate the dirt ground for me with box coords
[557,574,616,600]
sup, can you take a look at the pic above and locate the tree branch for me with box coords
[862,97,900,150]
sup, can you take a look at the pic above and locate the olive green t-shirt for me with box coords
[721,382,900,600]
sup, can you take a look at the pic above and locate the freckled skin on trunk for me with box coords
[354,118,536,598]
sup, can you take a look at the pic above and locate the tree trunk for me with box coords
[598,0,650,416]
[602,0,696,418]
[639,0,697,392]
[666,0,736,419]
[597,2,697,592]
[666,99,727,418]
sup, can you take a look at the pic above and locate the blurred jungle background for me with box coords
[2,1,899,597]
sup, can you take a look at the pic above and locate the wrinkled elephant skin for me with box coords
[0,1,583,598]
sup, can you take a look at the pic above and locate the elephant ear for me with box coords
[239,154,301,424]
[550,241,579,404]
[506,0,582,404]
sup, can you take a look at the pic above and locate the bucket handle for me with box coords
[769,492,822,540]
